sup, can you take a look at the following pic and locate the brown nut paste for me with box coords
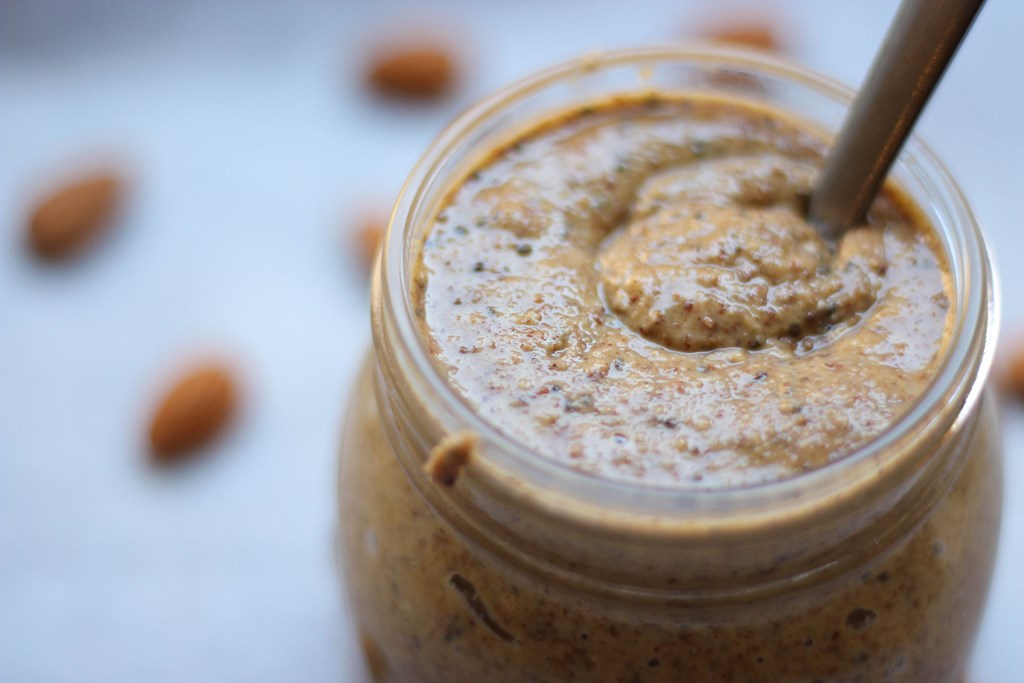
[412,96,952,487]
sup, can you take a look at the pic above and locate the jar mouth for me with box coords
[378,45,998,520]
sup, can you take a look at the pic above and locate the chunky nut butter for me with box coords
[412,95,948,487]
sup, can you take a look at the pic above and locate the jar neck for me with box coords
[369,46,998,605]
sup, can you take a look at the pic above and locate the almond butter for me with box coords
[28,171,122,261]
[149,365,237,463]
[367,46,455,100]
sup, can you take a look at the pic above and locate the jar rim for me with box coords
[376,45,998,522]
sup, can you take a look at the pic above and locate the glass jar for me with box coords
[338,47,1001,683]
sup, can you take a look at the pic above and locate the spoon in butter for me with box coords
[808,0,986,237]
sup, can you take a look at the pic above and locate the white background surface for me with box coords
[0,1,1021,681]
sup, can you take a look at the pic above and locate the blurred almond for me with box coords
[367,46,456,100]
[354,215,386,272]
[704,23,780,51]
[359,632,390,682]
[1001,343,1024,402]
[149,365,237,463]
[28,171,123,261]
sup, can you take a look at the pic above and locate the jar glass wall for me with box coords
[338,47,1001,682]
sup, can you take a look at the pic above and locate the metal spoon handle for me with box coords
[809,0,986,237]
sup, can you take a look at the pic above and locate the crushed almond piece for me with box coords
[425,431,478,486]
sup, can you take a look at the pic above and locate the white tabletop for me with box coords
[1,1,1020,681]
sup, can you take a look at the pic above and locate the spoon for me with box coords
[808,0,986,237]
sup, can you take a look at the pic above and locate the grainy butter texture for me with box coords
[413,96,951,487]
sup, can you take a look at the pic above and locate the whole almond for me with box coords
[367,46,455,100]
[704,23,781,51]
[359,632,390,682]
[354,216,386,272]
[1001,344,1024,402]
[149,365,237,463]
[28,171,122,261]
